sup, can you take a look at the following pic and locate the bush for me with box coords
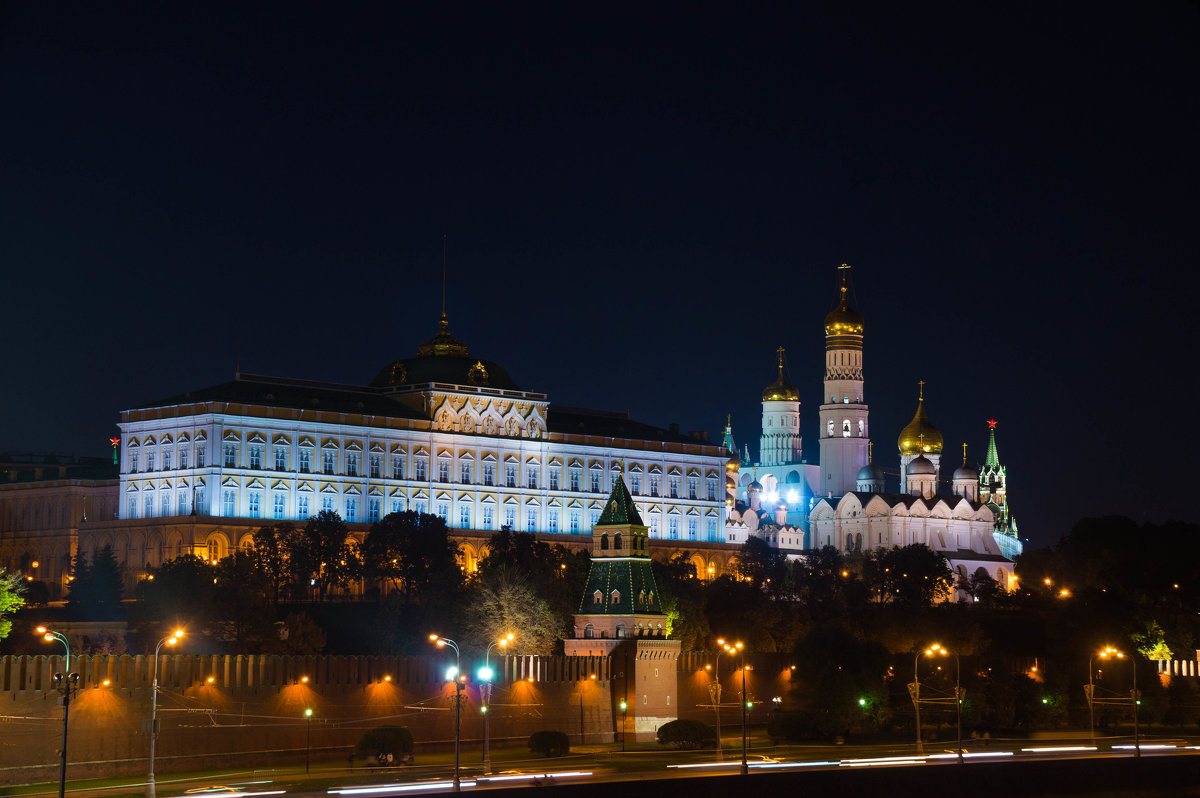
[355,726,414,764]
[528,730,571,757]
[656,719,716,749]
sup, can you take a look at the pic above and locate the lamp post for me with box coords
[619,700,628,751]
[912,649,924,755]
[925,644,962,765]
[1132,652,1140,759]
[148,629,183,798]
[479,633,513,774]
[724,641,747,775]
[430,634,463,792]
[304,708,313,773]
[1088,646,1121,745]
[709,637,726,761]
[37,627,78,798]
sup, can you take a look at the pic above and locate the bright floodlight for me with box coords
[477,666,495,682]
[36,626,47,634]
[429,634,440,641]
[786,489,800,504]
[445,665,459,681]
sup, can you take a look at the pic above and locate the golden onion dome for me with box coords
[762,374,800,402]
[898,385,943,455]
[726,456,740,471]
[762,348,799,401]
[824,284,864,336]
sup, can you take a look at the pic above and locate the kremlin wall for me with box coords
[0,651,795,781]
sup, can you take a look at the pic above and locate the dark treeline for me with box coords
[11,514,1200,741]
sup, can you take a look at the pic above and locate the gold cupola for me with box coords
[762,346,799,401]
[898,381,944,455]
[823,264,864,348]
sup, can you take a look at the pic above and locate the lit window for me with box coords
[504,506,516,529]
[346,497,358,522]
[369,454,381,478]
[649,475,660,497]
[146,453,155,472]
[437,501,449,522]
[668,517,679,539]
[526,508,537,532]
[706,477,717,501]
[548,511,559,532]
[590,471,601,493]
[505,464,517,488]
[177,492,187,516]
[369,498,381,522]
[569,509,581,532]
[392,454,404,480]
[179,448,188,469]
[414,499,427,514]
[299,448,312,473]
[569,468,581,491]
[482,505,494,530]
[249,445,263,470]
[460,462,472,484]
[162,450,171,471]
[222,489,236,516]
[669,476,680,498]
[688,477,698,499]
[687,517,697,540]
[390,498,404,515]
[527,466,538,489]
[482,462,495,486]
[276,446,288,471]
[321,495,334,514]
[549,469,559,490]
[459,505,471,528]
[299,495,310,519]
[347,452,359,477]
[248,491,261,518]
[273,493,286,519]
[224,444,237,468]
[196,445,206,468]
[323,450,336,475]
[438,459,450,483]
[414,457,427,481]
[631,474,641,494]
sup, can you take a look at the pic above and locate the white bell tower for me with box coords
[818,265,870,496]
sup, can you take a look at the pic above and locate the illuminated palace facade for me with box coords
[725,268,1022,591]
[79,315,734,586]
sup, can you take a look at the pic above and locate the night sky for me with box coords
[3,3,1197,548]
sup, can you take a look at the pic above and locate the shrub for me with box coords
[355,726,414,763]
[656,719,716,749]
[528,730,571,757]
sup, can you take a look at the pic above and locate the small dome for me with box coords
[726,456,740,471]
[857,463,885,482]
[726,474,736,489]
[953,463,979,481]
[762,375,800,402]
[898,393,943,455]
[908,455,936,476]
[748,480,762,492]
[824,285,864,337]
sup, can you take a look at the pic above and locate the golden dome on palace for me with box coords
[898,394,944,455]
[824,285,864,336]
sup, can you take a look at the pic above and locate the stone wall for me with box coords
[0,653,612,783]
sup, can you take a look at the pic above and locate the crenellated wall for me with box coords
[0,653,613,783]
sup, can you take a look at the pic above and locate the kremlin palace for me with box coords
[1,269,1022,599]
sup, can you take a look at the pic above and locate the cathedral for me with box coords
[725,267,1022,591]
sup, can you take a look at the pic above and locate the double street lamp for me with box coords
[429,634,464,792]
[478,633,514,774]
[36,626,78,798]
[912,642,962,762]
[1086,646,1139,757]
[722,641,748,775]
[148,629,184,798]
[706,637,729,761]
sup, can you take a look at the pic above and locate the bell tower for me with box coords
[818,265,870,496]
[760,347,802,466]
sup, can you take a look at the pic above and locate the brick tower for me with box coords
[563,471,681,742]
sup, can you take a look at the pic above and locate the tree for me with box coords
[67,545,125,620]
[213,549,276,647]
[464,568,558,654]
[292,511,359,601]
[134,555,216,630]
[476,528,588,633]
[1131,620,1173,661]
[363,512,461,606]
[866,545,952,609]
[252,523,297,605]
[0,570,26,641]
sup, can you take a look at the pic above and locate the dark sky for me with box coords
[2,2,1197,549]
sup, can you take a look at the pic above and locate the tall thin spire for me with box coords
[441,233,448,320]
[868,441,874,464]
[777,345,785,378]
[984,419,1001,468]
[918,379,925,401]
[962,442,968,466]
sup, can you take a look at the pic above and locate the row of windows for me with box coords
[124,488,723,540]
[130,446,720,500]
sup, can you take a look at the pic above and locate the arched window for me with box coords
[827,419,834,436]
[858,419,865,437]
[842,420,851,438]
[616,623,626,639]
[614,533,623,550]
[584,624,594,639]
[600,533,609,550]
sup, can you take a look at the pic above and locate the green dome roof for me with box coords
[370,315,522,390]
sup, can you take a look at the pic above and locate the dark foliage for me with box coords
[656,718,716,749]
[527,730,570,757]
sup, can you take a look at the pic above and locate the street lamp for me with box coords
[924,644,962,765]
[619,700,628,751]
[430,634,463,792]
[37,627,78,798]
[479,632,514,774]
[709,637,727,761]
[1088,646,1123,745]
[148,629,183,798]
[723,641,747,775]
[304,708,313,773]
